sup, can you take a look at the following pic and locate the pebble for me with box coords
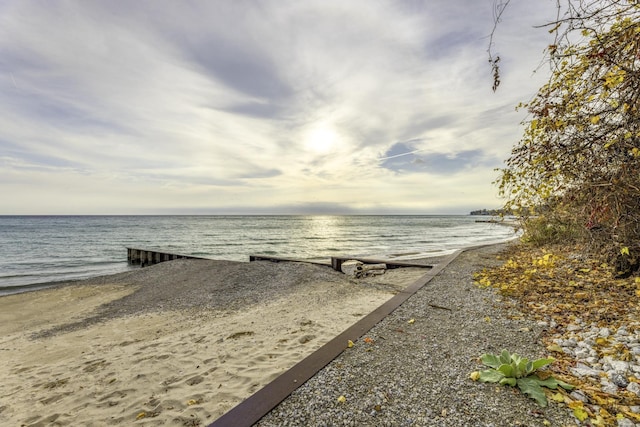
[546,319,640,426]
[609,372,629,388]
[627,382,640,396]
[571,363,601,378]
[617,418,635,427]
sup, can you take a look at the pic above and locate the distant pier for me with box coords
[126,247,206,267]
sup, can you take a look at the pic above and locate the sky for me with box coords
[0,0,559,215]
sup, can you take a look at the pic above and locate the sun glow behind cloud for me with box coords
[0,0,558,214]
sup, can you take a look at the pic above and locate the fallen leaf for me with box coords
[573,408,589,422]
[136,412,146,420]
[547,344,563,353]
[347,340,354,348]
[469,371,480,381]
[363,337,374,344]
[337,395,346,403]
[407,318,415,324]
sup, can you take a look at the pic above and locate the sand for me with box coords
[0,259,428,426]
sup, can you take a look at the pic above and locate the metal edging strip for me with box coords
[209,249,464,427]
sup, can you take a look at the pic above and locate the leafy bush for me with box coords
[470,350,573,407]
[496,3,640,265]
[520,215,583,247]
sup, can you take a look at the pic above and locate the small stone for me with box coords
[617,417,635,427]
[610,361,630,373]
[601,380,619,394]
[609,372,629,388]
[599,328,611,338]
[571,363,601,378]
[574,348,590,359]
[630,406,640,414]
[631,365,640,373]
[627,382,640,396]
[567,324,582,332]
[570,390,589,403]
[562,338,578,347]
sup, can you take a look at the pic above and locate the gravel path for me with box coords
[255,244,577,427]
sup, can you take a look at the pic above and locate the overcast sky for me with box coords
[0,0,558,215]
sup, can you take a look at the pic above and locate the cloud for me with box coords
[0,0,559,214]
[380,141,498,175]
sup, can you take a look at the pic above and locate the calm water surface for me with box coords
[0,215,515,294]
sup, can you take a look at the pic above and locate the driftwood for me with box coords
[341,261,386,278]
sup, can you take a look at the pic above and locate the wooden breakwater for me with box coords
[250,254,433,271]
[127,247,207,267]
[128,249,435,271]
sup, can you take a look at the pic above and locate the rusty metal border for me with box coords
[209,250,463,427]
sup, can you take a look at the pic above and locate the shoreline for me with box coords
[0,232,518,298]
[0,256,431,425]
[0,242,577,426]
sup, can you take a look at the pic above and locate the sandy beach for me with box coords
[0,258,428,426]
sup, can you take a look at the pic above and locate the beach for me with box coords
[0,258,428,426]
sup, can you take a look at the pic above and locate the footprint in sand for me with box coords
[185,375,204,386]
[82,359,109,373]
[298,334,316,344]
[226,331,255,340]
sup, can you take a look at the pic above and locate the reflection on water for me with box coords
[0,215,515,289]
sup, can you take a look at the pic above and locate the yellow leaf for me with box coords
[484,316,491,323]
[347,340,354,348]
[568,400,584,410]
[187,399,198,406]
[531,119,538,130]
[337,395,347,403]
[469,371,480,381]
[574,408,589,421]
[407,318,415,324]
[551,392,565,402]
[136,412,147,420]
[621,247,630,256]
[547,344,563,353]
[590,115,600,124]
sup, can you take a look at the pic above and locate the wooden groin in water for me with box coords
[128,249,435,271]
[127,247,207,267]
[250,254,433,271]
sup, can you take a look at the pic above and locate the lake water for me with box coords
[0,215,515,294]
